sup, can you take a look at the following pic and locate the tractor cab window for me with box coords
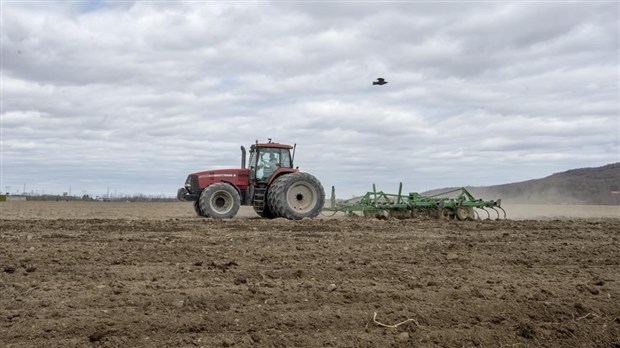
[248,150,256,170]
[254,148,292,181]
[256,149,279,181]
[280,150,292,168]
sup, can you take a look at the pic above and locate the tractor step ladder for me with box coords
[253,184,267,215]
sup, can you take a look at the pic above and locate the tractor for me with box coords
[177,140,325,220]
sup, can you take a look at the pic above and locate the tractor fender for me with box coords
[218,180,242,196]
[201,180,245,204]
[267,168,299,186]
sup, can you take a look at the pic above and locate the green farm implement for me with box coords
[326,183,506,220]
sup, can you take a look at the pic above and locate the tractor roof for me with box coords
[255,142,293,149]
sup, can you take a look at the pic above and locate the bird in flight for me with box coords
[373,78,387,86]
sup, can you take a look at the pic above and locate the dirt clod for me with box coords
[234,276,247,285]
[88,331,107,342]
[516,323,536,339]
[208,261,238,272]
[397,332,410,342]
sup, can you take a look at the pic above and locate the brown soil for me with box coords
[1,202,619,347]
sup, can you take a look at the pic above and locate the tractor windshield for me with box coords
[255,148,292,181]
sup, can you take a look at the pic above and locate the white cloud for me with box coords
[1,1,618,197]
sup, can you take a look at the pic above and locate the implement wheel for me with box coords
[267,173,325,220]
[389,210,412,219]
[199,183,240,219]
[456,206,471,221]
[363,210,374,218]
[440,207,452,220]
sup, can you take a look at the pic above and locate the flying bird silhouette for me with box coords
[373,78,387,86]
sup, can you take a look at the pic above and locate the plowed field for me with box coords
[1,202,619,347]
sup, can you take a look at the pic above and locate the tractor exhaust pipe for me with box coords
[240,146,246,169]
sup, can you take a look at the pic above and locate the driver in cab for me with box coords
[260,153,279,179]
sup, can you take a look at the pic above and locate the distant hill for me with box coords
[423,163,620,205]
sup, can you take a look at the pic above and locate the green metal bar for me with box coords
[460,187,476,201]
[372,184,377,207]
[427,187,465,198]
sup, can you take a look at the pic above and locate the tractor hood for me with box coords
[190,168,251,191]
[178,168,251,202]
[192,168,249,180]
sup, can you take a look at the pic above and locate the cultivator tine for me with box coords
[472,208,480,220]
[478,207,490,220]
[498,206,507,219]
[490,207,501,220]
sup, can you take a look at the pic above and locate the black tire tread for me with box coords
[199,183,240,219]
[194,200,208,217]
[267,172,325,220]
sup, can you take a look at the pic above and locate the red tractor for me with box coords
[177,140,325,220]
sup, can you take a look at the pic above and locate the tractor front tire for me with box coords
[199,183,240,219]
[194,200,208,217]
[267,173,325,220]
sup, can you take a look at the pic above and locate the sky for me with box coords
[1,1,619,198]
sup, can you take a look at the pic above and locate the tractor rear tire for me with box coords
[267,173,325,220]
[199,183,240,219]
[255,204,277,219]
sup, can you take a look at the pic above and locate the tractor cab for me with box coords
[247,141,294,182]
